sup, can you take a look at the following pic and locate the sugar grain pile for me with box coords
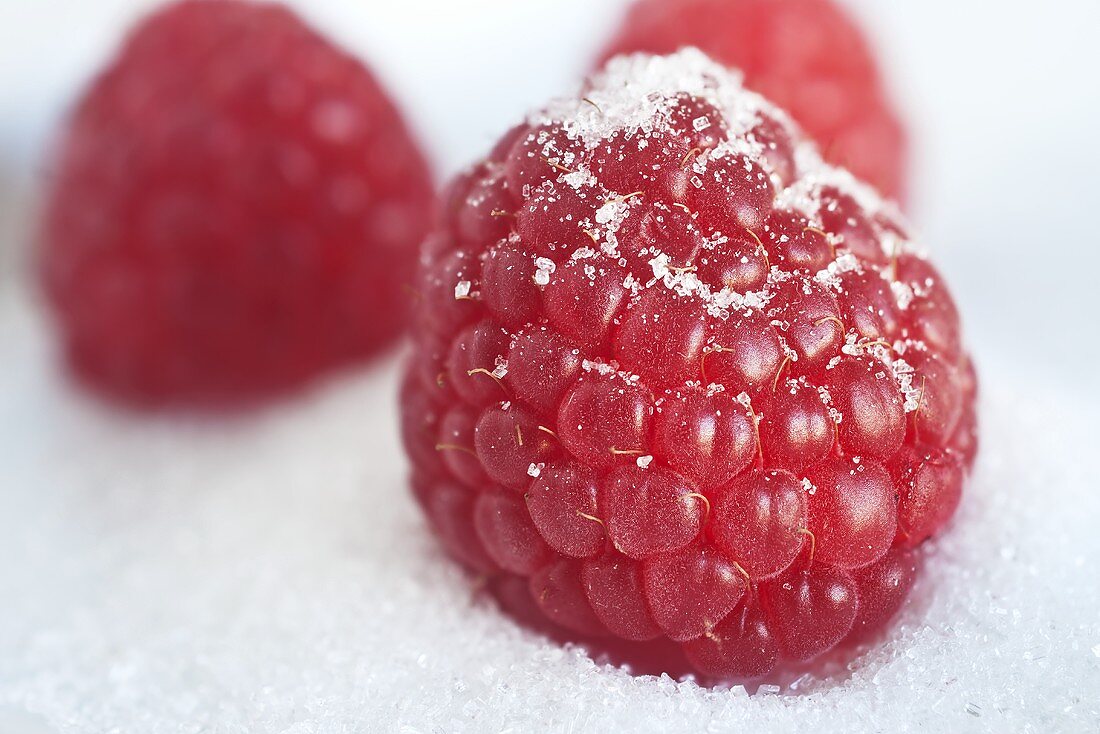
[0,288,1097,733]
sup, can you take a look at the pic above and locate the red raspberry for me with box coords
[400,50,976,684]
[597,0,908,201]
[39,0,432,405]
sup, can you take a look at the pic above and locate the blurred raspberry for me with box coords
[401,51,974,684]
[39,0,432,405]
[598,0,907,201]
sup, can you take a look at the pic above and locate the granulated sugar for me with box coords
[0,287,1097,733]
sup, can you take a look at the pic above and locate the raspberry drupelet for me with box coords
[39,0,433,405]
[401,50,977,684]
[598,0,908,202]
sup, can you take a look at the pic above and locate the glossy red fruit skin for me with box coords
[557,375,653,469]
[827,357,906,459]
[846,548,918,644]
[436,405,489,489]
[39,0,432,406]
[447,320,511,408]
[423,481,495,574]
[711,470,807,580]
[806,457,898,570]
[401,51,976,686]
[760,559,858,662]
[598,0,908,201]
[543,257,630,348]
[582,553,663,641]
[643,544,748,642]
[615,291,709,389]
[889,446,964,547]
[504,326,583,416]
[526,462,606,559]
[703,313,784,401]
[474,491,553,574]
[602,464,705,559]
[530,559,608,636]
[682,600,779,680]
[758,380,834,472]
[474,401,559,489]
[653,389,755,489]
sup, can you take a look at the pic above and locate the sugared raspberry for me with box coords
[400,50,976,684]
[39,0,432,405]
[597,0,907,201]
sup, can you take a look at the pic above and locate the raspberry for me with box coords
[39,0,432,405]
[400,50,977,684]
[598,0,908,201]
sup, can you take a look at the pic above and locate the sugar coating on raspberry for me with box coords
[39,0,433,405]
[401,49,976,684]
[598,0,908,201]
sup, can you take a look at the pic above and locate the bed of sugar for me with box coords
[0,281,1097,734]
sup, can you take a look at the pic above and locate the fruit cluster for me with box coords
[599,0,907,200]
[40,0,433,404]
[400,50,975,682]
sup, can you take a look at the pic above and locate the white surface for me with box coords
[1,1,1099,731]
[0,286,1098,733]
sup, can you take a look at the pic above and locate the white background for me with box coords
[2,0,1099,388]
